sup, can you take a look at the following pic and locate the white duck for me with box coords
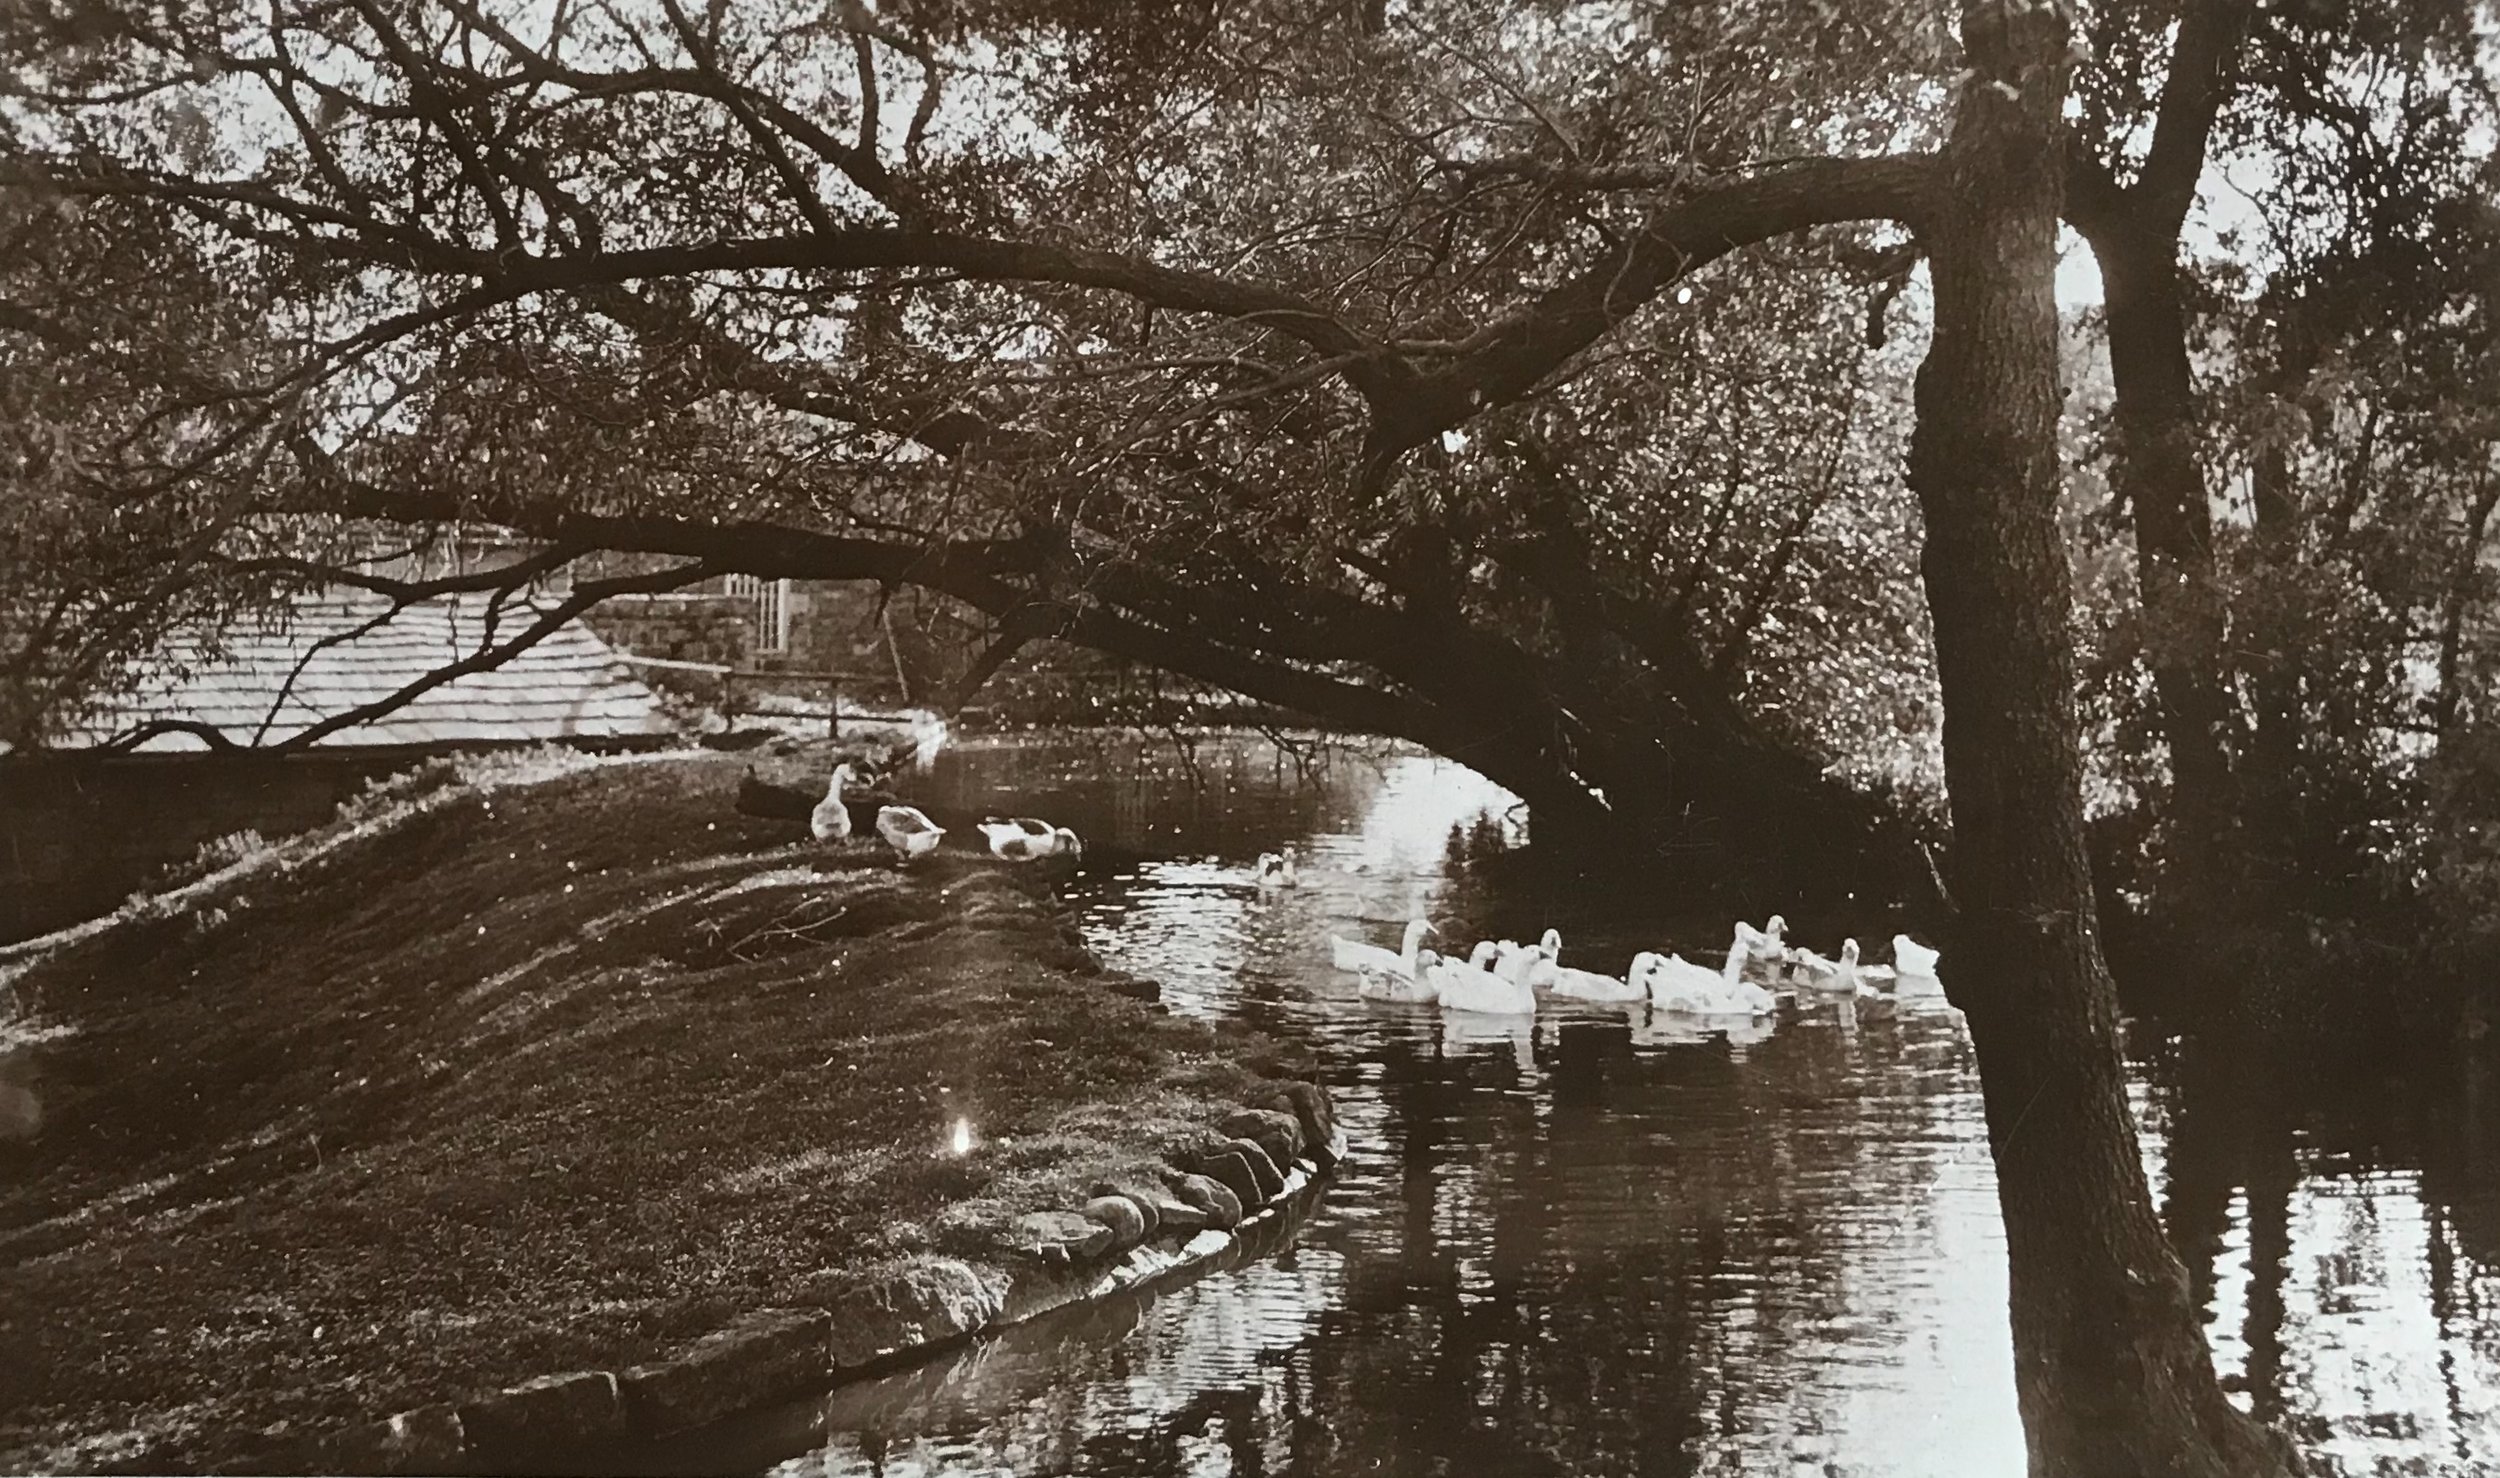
[1428,940,1538,1016]
[875,804,945,862]
[1493,931,1561,989]
[1332,918,1433,980]
[1517,929,1644,1002]
[1795,939,1896,999]
[1255,848,1300,889]
[1733,914,1789,974]
[810,762,860,843]
[1893,933,1941,977]
[1358,947,1441,1004]
[977,817,1080,861]
[1637,938,1778,1017]
[1549,960,1646,1002]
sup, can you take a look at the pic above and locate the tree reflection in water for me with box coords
[2156,1025,2500,1467]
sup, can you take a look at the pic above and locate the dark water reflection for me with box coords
[694,732,2498,1477]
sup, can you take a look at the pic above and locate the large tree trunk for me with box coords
[1909,4,2298,1473]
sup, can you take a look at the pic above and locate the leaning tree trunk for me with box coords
[1908,4,2299,1474]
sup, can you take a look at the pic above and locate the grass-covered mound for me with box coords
[0,750,1316,1473]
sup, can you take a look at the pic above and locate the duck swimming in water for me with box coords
[1733,915,1789,975]
[1636,937,1779,1018]
[1892,934,1941,977]
[1493,929,1563,990]
[1358,947,1441,1004]
[1429,940,1538,1017]
[1332,918,1433,980]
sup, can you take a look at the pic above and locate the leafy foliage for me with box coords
[0,0,2490,906]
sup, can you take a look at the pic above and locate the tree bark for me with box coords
[2065,0,2257,888]
[2095,230,2240,878]
[1908,4,2297,1473]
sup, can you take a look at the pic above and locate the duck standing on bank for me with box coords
[977,817,1082,862]
[811,762,861,843]
[875,804,946,864]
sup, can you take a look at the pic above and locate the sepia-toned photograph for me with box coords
[2,1,2495,1474]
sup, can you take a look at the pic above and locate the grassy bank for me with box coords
[0,749,1323,1473]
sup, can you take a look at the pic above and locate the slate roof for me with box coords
[43,591,676,753]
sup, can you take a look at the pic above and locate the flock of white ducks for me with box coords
[1326,907,1943,1024]
[810,764,1939,1032]
[811,762,1082,865]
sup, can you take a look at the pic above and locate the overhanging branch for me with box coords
[259,560,717,754]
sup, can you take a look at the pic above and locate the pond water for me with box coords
[684,731,2500,1477]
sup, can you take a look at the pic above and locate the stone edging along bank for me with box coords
[260,1086,1347,1476]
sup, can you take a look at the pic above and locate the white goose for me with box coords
[810,762,860,843]
[1493,930,1561,989]
[1517,929,1644,1002]
[1332,918,1433,980]
[977,817,1080,862]
[1637,937,1778,1017]
[1428,940,1538,1016]
[1359,948,1441,1004]
[1734,914,1789,975]
[1795,939,1896,999]
[1785,943,1847,991]
[874,804,945,862]
[1255,848,1301,889]
[1893,933,1941,977]
[1550,960,1646,1002]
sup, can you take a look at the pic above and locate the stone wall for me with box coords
[584,594,751,672]
[581,572,992,714]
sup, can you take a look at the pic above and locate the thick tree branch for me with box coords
[2136,0,2255,231]
[99,718,241,754]
[259,561,717,754]
[217,546,584,603]
[1382,154,1937,457]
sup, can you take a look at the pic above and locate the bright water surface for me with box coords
[691,731,2500,1477]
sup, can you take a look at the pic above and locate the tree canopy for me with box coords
[14,4,2497,1468]
[0,0,2491,892]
